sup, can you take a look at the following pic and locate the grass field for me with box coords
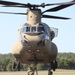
[0,69,75,75]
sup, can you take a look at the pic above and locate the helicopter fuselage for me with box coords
[12,22,58,64]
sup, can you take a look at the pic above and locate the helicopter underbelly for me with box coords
[12,41,58,64]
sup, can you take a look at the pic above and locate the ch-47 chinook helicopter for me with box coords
[0,0,75,75]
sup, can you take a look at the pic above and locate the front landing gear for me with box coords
[27,53,38,75]
[27,65,38,75]
[27,67,34,75]
[12,61,21,71]
[48,68,53,75]
[27,64,53,75]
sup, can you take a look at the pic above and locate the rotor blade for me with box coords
[0,0,25,6]
[43,4,73,12]
[0,1,40,8]
[42,15,70,20]
[45,0,75,6]
[42,1,75,13]
[0,5,26,8]
[0,12,27,15]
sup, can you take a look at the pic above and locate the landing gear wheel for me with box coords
[27,60,38,75]
[12,61,21,71]
[34,66,38,75]
[27,67,34,75]
[51,60,58,71]
[48,68,53,75]
[17,62,21,71]
[12,62,16,70]
[12,61,17,71]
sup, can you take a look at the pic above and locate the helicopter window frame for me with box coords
[31,26,37,32]
[37,26,45,33]
[21,26,31,33]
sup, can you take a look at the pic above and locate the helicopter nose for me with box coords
[24,33,43,41]
[22,33,46,46]
[23,34,49,47]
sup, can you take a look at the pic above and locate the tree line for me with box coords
[0,53,75,71]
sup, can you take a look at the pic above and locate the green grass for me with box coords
[0,69,75,75]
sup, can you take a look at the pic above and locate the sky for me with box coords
[0,0,75,54]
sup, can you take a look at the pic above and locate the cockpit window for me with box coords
[21,25,45,33]
[22,26,30,33]
[26,27,30,32]
[38,27,45,33]
[31,27,36,32]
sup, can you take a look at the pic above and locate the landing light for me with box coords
[37,50,40,52]
[28,50,31,52]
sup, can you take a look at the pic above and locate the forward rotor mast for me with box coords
[27,8,41,26]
